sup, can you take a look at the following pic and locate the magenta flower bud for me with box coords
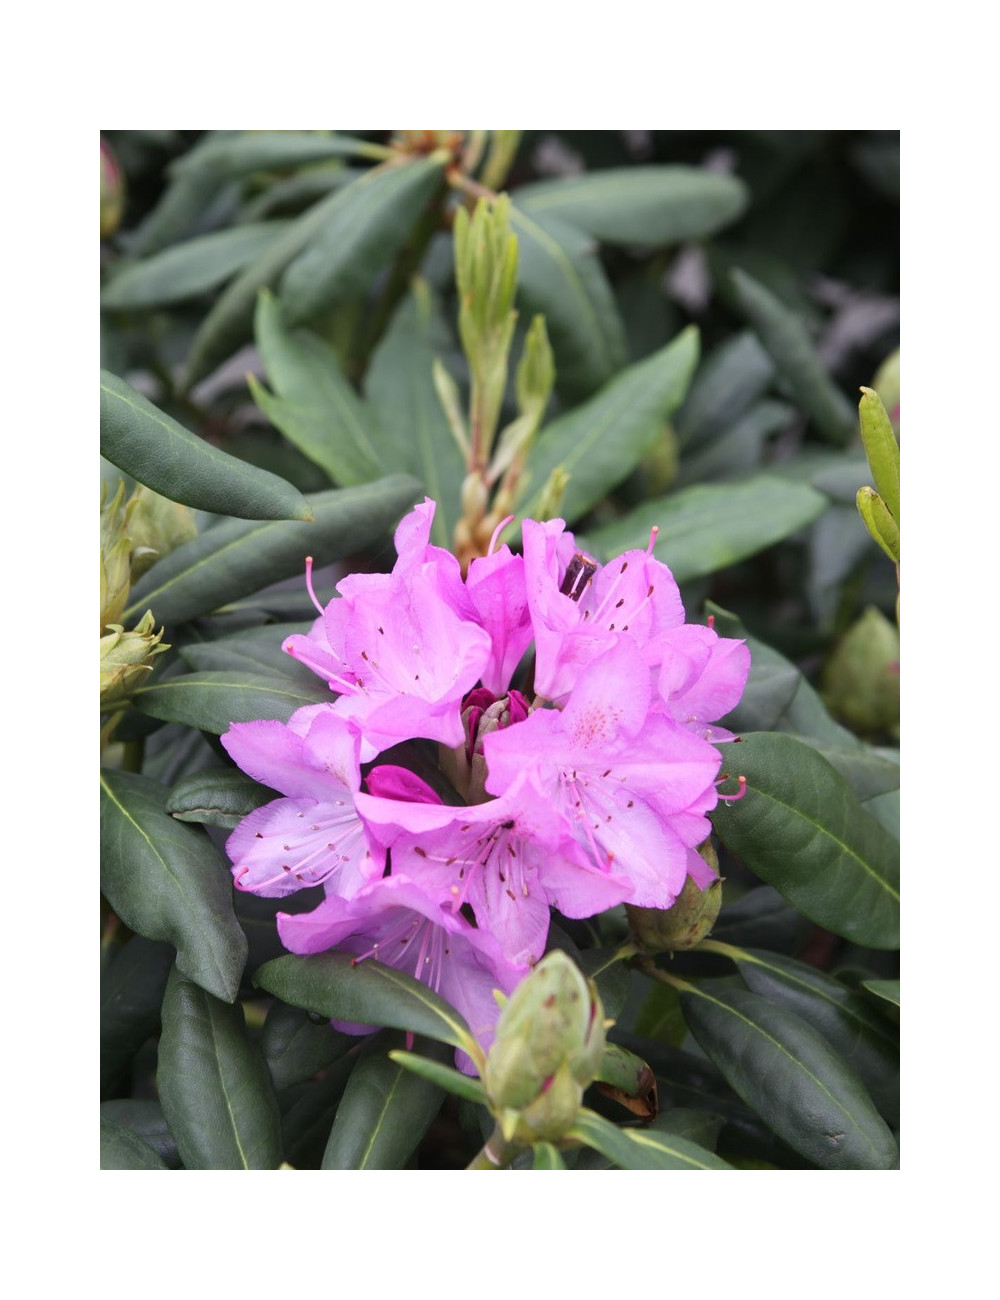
[100,139,125,239]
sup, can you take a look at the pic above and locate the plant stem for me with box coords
[466,1124,520,1170]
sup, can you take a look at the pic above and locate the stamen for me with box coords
[304,556,325,616]
[560,552,598,601]
[716,773,747,802]
[707,614,715,631]
[646,525,659,556]
[487,515,514,557]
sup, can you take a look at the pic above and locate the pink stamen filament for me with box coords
[487,515,515,557]
[716,773,747,802]
[304,556,325,616]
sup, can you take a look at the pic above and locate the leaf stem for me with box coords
[634,957,699,995]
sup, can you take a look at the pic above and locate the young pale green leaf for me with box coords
[101,223,291,310]
[729,268,857,445]
[719,946,899,1125]
[262,1003,354,1092]
[166,768,277,829]
[252,290,383,486]
[857,486,901,564]
[124,476,421,626]
[510,205,627,400]
[532,1141,567,1169]
[322,1044,447,1169]
[182,178,386,389]
[710,732,899,948]
[253,952,480,1059]
[101,937,175,1096]
[517,327,698,525]
[366,284,467,549]
[515,166,749,247]
[157,967,283,1169]
[679,984,899,1170]
[135,670,330,732]
[280,155,447,326]
[568,1107,732,1169]
[389,1050,489,1106]
[100,770,247,1003]
[101,370,312,522]
[858,386,900,523]
[171,131,383,179]
[583,474,826,582]
[100,1116,169,1170]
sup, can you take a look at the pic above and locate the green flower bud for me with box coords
[101,536,133,632]
[100,611,170,708]
[625,838,722,953]
[483,950,606,1143]
[126,484,197,580]
[821,605,900,740]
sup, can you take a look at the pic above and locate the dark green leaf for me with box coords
[787,736,900,802]
[252,290,383,485]
[515,166,749,247]
[128,164,228,257]
[166,768,276,829]
[862,979,900,1009]
[710,732,900,948]
[532,1141,567,1169]
[253,952,478,1057]
[101,370,312,521]
[569,1107,732,1169]
[135,670,330,732]
[157,967,283,1169]
[101,937,174,1097]
[677,399,794,487]
[595,1043,656,1116]
[724,946,899,1124]
[511,205,627,400]
[583,475,826,583]
[322,1040,447,1169]
[680,983,898,1169]
[100,1116,168,1169]
[261,1002,354,1092]
[675,331,775,448]
[517,328,699,525]
[366,283,466,548]
[281,1055,359,1169]
[280,155,447,326]
[864,789,899,839]
[712,886,813,954]
[389,1050,489,1106]
[124,477,420,626]
[100,1100,180,1168]
[179,620,313,679]
[101,223,291,310]
[651,1108,725,1152]
[729,268,856,445]
[172,131,381,179]
[100,770,247,1002]
[578,947,631,1022]
[633,981,687,1046]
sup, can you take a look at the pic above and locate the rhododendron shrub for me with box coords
[100,129,899,1172]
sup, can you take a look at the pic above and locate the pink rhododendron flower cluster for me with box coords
[222,500,750,1069]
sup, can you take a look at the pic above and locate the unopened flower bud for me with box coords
[626,838,722,953]
[100,610,170,708]
[100,139,125,240]
[126,485,197,580]
[483,949,606,1143]
[101,536,133,632]
[821,605,899,739]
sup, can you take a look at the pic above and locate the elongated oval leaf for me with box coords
[517,327,699,525]
[675,331,775,448]
[100,1116,168,1169]
[262,1003,353,1092]
[100,769,247,1002]
[124,476,420,626]
[172,131,382,179]
[281,155,447,326]
[788,736,899,802]
[166,768,277,829]
[101,937,175,1095]
[511,205,627,400]
[710,732,899,948]
[253,952,476,1055]
[101,223,290,310]
[583,475,826,582]
[680,984,898,1169]
[252,290,383,485]
[568,1107,732,1170]
[322,1043,446,1169]
[724,947,899,1123]
[157,967,282,1169]
[863,979,900,1009]
[516,166,749,247]
[101,1100,180,1168]
[182,177,384,389]
[729,268,856,445]
[179,621,313,678]
[366,283,465,549]
[135,670,330,732]
[389,1049,489,1106]
[101,370,312,521]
